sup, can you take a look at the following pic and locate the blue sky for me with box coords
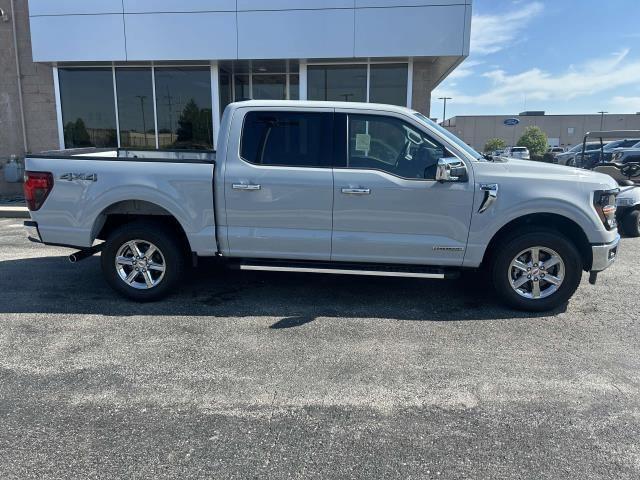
[431,0,640,121]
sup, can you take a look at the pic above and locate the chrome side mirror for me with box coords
[436,157,468,182]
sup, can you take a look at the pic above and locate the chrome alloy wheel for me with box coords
[508,246,565,300]
[115,240,166,290]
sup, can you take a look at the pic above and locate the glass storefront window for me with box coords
[253,74,287,100]
[369,63,408,107]
[115,68,156,148]
[307,65,367,103]
[251,60,287,74]
[154,67,213,150]
[234,74,250,101]
[219,60,301,114]
[289,74,299,100]
[219,70,232,118]
[58,68,117,148]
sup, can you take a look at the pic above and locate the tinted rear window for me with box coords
[512,147,527,152]
[240,111,332,167]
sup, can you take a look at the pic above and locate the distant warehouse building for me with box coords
[444,112,640,151]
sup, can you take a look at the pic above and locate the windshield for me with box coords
[604,139,640,150]
[604,140,622,151]
[413,112,483,160]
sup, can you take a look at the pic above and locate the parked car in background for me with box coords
[23,100,621,312]
[492,149,504,161]
[611,144,640,165]
[556,142,601,166]
[548,147,565,159]
[601,138,640,162]
[502,146,530,160]
[576,139,640,169]
[593,162,640,237]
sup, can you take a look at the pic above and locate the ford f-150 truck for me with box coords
[23,101,620,311]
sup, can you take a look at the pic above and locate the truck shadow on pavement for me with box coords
[0,255,566,323]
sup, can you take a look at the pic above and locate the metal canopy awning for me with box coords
[584,130,640,139]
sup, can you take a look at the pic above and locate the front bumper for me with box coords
[24,220,42,243]
[591,234,620,272]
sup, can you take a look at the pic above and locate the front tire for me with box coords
[101,221,186,302]
[491,229,583,312]
[622,209,640,237]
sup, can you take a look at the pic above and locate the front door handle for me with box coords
[341,188,371,195]
[232,183,261,191]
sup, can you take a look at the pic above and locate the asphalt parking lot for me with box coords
[0,218,639,479]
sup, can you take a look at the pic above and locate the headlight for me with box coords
[612,152,623,161]
[594,189,619,230]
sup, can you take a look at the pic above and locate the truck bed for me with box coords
[25,148,218,255]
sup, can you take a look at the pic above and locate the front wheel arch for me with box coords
[481,213,593,271]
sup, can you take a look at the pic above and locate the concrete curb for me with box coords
[0,206,29,219]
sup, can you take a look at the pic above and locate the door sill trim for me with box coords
[239,264,446,279]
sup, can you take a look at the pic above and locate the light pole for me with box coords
[136,95,148,147]
[597,111,608,130]
[438,97,452,126]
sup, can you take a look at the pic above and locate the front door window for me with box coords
[348,114,446,180]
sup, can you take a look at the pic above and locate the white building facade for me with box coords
[24,0,471,151]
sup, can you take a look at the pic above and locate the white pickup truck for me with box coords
[24,101,620,311]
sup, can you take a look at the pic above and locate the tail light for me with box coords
[23,171,54,211]
[593,189,618,230]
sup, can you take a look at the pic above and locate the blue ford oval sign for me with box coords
[504,118,520,126]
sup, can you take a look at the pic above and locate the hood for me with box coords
[474,158,619,192]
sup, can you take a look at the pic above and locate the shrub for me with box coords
[517,126,548,157]
[484,138,507,153]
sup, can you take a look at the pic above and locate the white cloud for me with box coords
[447,60,484,80]
[471,2,544,55]
[445,2,544,85]
[611,96,640,112]
[434,49,640,109]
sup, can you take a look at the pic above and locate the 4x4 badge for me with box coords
[60,173,98,182]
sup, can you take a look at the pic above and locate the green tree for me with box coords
[483,137,507,153]
[64,119,92,148]
[176,99,213,148]
[517,126,548,157]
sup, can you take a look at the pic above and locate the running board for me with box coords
[237,261,458,279]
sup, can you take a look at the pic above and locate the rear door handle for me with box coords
[341,188,371,195]
[232,183,261,191]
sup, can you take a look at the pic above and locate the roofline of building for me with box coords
[446,113,640,120]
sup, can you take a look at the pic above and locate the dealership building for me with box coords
[0,0,472,194]
[443,112,640,151]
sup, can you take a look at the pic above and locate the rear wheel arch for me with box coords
[92,200,192,257]
[482,213,593,271]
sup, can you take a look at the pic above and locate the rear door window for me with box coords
[240,111,333,167]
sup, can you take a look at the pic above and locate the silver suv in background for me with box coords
[503,146,530,160]
[556,142,601,166]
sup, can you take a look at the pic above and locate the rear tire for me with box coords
[622,209,640,237]
[101,221,186,302]
[491,229,583,312]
